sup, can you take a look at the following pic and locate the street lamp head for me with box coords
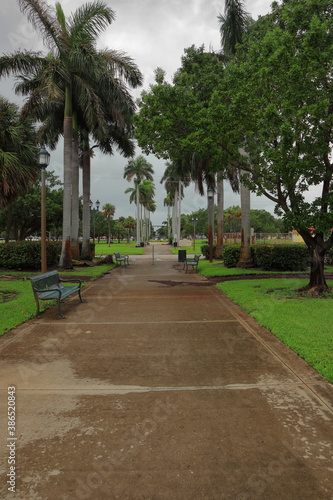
[96,199,100,211]
[207,187,214,200]
[38,147,50,169]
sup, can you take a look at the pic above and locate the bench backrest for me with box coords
[29,270,60,291]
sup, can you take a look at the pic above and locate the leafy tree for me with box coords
[220,0,333,292]
[0,170,63,241]
[0,97,38,209]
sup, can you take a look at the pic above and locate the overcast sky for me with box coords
[0,0,278,225]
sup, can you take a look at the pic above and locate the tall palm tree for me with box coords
[8,6,142,263]
[102,203,115,247]
[0,0,141,267]
[123,156,154,246]
[218,0,253,267]
[0,97,38,209]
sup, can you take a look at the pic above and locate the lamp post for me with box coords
[207,186,214,263]
[192,217,198,250]
[38,147,50,273]
[90,199,100,243]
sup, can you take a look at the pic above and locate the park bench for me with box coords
[183,254,201,273]
[114,252,129,267]
[29,270,83,318]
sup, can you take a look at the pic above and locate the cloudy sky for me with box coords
[0,0,276,225]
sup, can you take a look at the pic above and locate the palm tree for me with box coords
[6,4,143,263]
[218,0,253,266]
[102,203,115,247]
[123,156,154,246]
[0,0,141,267]
[0,97,39,209]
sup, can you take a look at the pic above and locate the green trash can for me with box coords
[178,249,186,262]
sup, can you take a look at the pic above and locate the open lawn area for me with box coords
[94,241,145,256]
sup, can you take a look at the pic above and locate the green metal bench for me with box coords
[29,270,83,318]
[183,254,201,273]
[114,252,129,267]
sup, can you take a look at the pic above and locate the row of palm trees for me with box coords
[0,0,143,267]
[123,156,156,245]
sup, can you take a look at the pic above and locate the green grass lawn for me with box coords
[216,278,333,383]
[94,241,145,256]
[0,264,115,336]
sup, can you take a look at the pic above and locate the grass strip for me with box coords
[217,278,333,383]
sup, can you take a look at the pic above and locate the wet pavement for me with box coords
[0,243,332,499]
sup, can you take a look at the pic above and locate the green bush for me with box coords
[201,244,217,260]
[0,241,62,270]
[324,247,333,265]
[254,245,310,271]
[222,245,241,267]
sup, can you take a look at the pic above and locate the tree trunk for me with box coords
[207,188,215,263]
[70,134,80,259]
[298,230,332,293]
[216,177,224,259]
[136,180,140,246]
[59,87,73,268]
[81,147,91,260]
[238,176,252,267]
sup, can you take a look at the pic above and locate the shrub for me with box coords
[324,247,333,265]
[201,244,217,260]
[254,245,310,271]
[222,245,241,267]
[0,241,62,270]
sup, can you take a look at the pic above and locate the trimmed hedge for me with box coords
[222,244,310,271]
[0,241,62,270]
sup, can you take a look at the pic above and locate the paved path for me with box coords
[0,244,332,499]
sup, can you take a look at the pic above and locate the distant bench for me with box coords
[183,254,201,273]
[29,270,83,318]
[114,252,129,267]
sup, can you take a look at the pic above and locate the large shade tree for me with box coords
[219,0,333,292]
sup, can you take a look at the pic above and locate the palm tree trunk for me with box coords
[216,177,224,258]
[81,145,91,260]
[136,181,141,245]
[177,179,181,243]
[238,173,252,267]
[70,129,80,259]
[60,86,73,268]
[207,187,215,262]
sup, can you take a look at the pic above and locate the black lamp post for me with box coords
[90,199,100,243]
[38,147,50,273]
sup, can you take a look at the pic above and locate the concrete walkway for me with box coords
[0,243,332,500]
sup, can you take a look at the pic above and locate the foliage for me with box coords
[0,97,39,209]
[0,170,63,241]
[222,245,241,267]
[201,244,217,260]
[217,278,333,383]
[0,241,61,270]
[254,245,310,272]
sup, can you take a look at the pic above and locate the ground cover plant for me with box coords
[216,278,333,383]
[0,264,114,335]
